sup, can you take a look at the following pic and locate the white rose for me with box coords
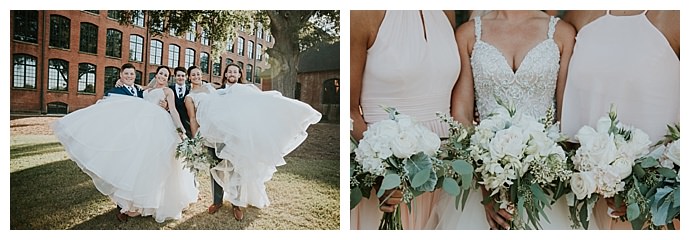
[595,167,623,197]
[368,135,393,159]
[575,126,617,167]
[665,140,680,166]
[354,139,376,160]
[366,119,398,140]
[610,157,633,179]
[390,129,418,159]
[512,113,544,134]
[471,128,495,150]
[489,127,527,159]
[628,128,652,158]
[571,172,597,200]
[416,125,441,156]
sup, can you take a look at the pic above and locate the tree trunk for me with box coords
[266,11,314,99]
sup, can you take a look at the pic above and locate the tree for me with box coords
[117,10,339,98]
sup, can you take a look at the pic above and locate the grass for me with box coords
[9,123,340,230]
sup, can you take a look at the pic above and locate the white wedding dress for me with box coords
[53,88,198,223]
[429,16,593,230]
[189,83,321,208]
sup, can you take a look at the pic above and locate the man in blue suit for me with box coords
[106,63,142,98]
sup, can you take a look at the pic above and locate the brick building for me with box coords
[296,42,340,122]
[10,10,273,114]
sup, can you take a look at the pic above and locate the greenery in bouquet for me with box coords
[469,98,571,229]
[616,124,680,229]
[175,132,215,178]
[567,106,653,229]
[349,106,442,230]
[434,112,475,211]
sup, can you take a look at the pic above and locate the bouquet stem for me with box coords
[379,206,403,230]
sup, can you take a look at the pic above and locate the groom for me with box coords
[169,66,192,138]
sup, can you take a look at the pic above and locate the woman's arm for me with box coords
[450,20,476,126]
[184,96,199,137]
[163,88,185,137]
[554,20,576,121]
[350,10,383,140]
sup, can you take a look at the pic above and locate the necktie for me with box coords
[129,86,136,96]
[178,87,183,98]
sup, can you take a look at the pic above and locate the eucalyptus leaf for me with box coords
[640,157,659,168]
[350,187,363,210]
[411,168,431,188]
[579,202,590,230]
[657,167,678,178]
[530,184,550,206]
[404,153,438,192]
[442,178,460,196]
[627,202,640,220]
[651,200,670,226]
[377,174,401,198]
[673,188,680,208]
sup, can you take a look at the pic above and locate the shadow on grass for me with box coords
[280,157,339,187]
[10,159,105,229]
[10,142,65,159]
[172,205,260,230]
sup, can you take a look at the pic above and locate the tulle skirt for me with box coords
[198,85,321,208]
[53,95,198,223]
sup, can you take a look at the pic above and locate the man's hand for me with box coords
[159,99,168,110]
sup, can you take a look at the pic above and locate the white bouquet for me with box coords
[350,106,441,230]
[469,99,571,229]
[176,132,214,178]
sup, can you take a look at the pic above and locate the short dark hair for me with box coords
[174,66,187,75]
[187,65,199,76]
[121,63,136,71]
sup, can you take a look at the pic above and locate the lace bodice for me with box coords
[187,84,216,108]
[472,16,560,120]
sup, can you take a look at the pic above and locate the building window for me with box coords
[106,29,122,58]
[237,61,244,72]
[257,27,263,39]
[226,58,233,66]
[200,52,210,74]
[237,37,245,56]
[149,40,163,65]
[186,22,196,42]
[185,48,195,69]
[84,10,99,15]
[48,59,69,91]
[168,44,180,68]
[107,10,120,20]
[129,35,144,62]
[266,33,271,42]
[148,72,156,82]
[132,10,144,27]
[256,67,262,84]
[212,57,221,76]
[13,54,37,89]
[201,31,210,45]
[79,22,98,54]
[49,15,70,49]
[246,64,253,83]
[247,41,254,59]
[78,63,96,93]
[104,66,120,93]
[257,43,263,61]
[13,10,38,43]
[226,37,233,52]
[135,70,143,85]
[46,102,68,114]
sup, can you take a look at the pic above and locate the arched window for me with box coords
[106,28,122,58]
[79,22,98,54]
[149,40,163,65]
[78,63,96,93]
[13,54,37,89]
[104,66,120,93]
[14,10,38,43]
[49,15,70,49]
[48,59,69,91]
[47,102,68,114]
[129,35,144,62]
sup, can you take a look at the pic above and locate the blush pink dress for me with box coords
[561,10,679,230]
[350,10,460,230]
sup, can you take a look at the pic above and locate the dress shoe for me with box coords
[208,203,222,214]
[116,212,129,222]
[232,205,244,221]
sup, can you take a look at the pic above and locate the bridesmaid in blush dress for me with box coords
[561,10,680,230]
[350,10,460,230]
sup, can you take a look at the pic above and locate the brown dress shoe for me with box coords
[116,212,129,222]
[208,203,222,214]
[232,205,243,221]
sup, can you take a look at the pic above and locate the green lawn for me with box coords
[9,123,340,230]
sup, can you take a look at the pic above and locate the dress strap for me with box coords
[473,16,482,41]
[605,10,611,15]
[641,10,649,15]
[547,16,559,39]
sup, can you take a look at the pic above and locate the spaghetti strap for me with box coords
[547,16,559,39]
[605,10,611,15]
[641,10,648,15]
[473,16,482,41]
